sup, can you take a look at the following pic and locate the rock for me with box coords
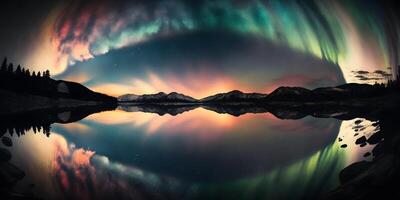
[1,136,12,147]
[369,155,396,187]
[355,136,367,145]
[339,161,371,184]
[0,148,11,162]
[392,135,400,154]
[372,141,384,157]
[0,128,6,137]
[353,125,363,130]
[367,132,383,144]
[0,162,25,186]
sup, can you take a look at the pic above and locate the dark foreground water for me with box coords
[1,106,379,200]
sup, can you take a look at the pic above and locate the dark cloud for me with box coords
[374,70,391,77]
[352,69,392,82]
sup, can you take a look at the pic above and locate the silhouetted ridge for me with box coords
[118,92,198,103]
[201,90,267,102]
[0,57,116,104]
[266,87,313,101]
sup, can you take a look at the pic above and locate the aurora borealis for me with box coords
[2,2,399,199]
[4,0,400,97]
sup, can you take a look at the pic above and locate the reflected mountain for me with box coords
[118,104,198,116]
[201,105,269,117]
[116,100,395,121]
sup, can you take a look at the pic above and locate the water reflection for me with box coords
[0,105,382,199]
[53,108,340,182]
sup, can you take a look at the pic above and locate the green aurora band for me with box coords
[194,142,346,200]
[49,0,398,78]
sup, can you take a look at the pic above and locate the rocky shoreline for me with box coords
[322,107,400,199]
[0,89,110,115]
[0,137,29,199]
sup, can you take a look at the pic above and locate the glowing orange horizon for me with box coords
[86,71,258,99]
[84,72,340,98]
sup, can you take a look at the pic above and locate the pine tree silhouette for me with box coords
[7,63,14,73]
[1,57,7,71]
[44,70,50,78]
[16,65,22,75]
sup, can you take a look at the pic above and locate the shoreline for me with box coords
[0,89,116,116]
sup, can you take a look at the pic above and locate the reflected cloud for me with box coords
[58,123,92,134]
[48,133,188,199]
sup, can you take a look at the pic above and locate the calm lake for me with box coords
[3,106,378,199]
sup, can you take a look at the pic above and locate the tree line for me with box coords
[1,57,50,79]
[0,57,62,98]
[0,57,117,103]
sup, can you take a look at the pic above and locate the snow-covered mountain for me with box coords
[118,94,140,102]
[118,83,381,104]
[201,90,268,102]
[266,87,313,101]
[118,92,198,103]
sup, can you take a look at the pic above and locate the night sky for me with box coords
[1,0,399,98]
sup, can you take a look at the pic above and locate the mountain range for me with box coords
[118,83,387,104]
[119,92,197,103]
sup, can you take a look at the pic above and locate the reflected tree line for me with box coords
[0,113,52,138]
[0,57,52,137]
[0,104,117,139]
[0,122,51,138]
